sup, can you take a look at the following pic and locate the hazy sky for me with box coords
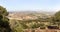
[0,0,60,12]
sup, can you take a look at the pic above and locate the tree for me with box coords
[0,6,11,32]
[55,11,60,20]
[54,11,60,26]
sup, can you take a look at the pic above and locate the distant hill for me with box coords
[8,10,56,20]
[9,10,56,15]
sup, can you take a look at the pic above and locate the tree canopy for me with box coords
[0,6,11,32]
[55,11,60,20]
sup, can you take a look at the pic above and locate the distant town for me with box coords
[8,11,53,20]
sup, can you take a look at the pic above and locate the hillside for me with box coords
[8,11,53,20]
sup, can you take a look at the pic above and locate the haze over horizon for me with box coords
[0,0,60,12]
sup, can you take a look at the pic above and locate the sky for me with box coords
[0,0,60,12]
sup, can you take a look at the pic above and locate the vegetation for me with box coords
[0,6,60,32]
[0,6,11,32]
[54,11,60,26]
[9,10,60,32]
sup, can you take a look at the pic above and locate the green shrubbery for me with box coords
[0,6,60,32]
[0,6,11,32]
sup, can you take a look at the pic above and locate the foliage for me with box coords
[54,11,60,26]
[20,22,29,29]
[0,6,11,32]
[13,23,24,32]
[30,22,45,29]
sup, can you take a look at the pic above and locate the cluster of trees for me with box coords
[53,11,60,26]
[0,6,11,32]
